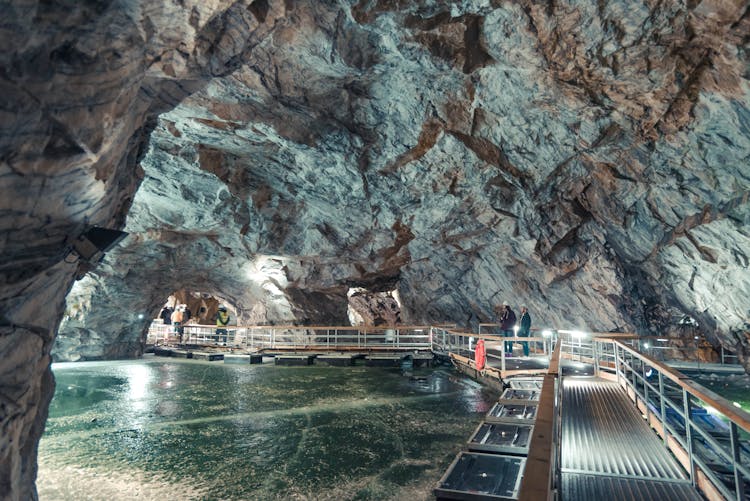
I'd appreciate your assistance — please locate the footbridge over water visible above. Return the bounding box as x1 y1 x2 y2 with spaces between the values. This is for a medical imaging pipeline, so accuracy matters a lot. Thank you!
146 323 750 500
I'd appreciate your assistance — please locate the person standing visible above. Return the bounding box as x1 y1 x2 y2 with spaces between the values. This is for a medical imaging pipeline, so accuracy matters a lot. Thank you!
518 306 532 357
160 306 173 325
498 302 516 356
171 306 184 343
216 305 230 345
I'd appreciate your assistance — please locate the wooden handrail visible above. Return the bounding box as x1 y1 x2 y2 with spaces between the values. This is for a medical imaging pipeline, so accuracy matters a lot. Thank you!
548 339 561 375
175 323 436 331
518 340 561 501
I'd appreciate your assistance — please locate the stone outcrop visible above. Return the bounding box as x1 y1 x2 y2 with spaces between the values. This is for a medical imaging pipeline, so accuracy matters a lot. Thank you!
2 0 750 498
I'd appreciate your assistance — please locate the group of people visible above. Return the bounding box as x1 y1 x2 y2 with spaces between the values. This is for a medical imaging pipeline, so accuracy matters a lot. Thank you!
159 304 192 342
158 303 231 345
495 302 532 357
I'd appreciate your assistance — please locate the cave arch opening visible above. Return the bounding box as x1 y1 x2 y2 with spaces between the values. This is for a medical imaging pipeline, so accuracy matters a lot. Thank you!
155 290 237 327
347 287 404 326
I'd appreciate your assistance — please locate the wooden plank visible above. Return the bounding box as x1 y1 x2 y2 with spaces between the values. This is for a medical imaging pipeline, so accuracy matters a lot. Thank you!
665 435 725 501
696 466 726 501
518 341 561 501
518 373 556 501
501 369 549 377
548 340 561 375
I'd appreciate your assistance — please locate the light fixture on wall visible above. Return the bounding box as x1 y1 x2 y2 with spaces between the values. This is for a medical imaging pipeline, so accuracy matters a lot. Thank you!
68 226 128 263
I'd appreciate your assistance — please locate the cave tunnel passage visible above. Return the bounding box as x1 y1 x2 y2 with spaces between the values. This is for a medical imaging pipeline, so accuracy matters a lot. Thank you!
154 290 236 327
347 287 403 327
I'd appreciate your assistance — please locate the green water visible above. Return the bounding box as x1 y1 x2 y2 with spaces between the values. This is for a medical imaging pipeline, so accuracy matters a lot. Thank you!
693 372 750 409
38 357 496 500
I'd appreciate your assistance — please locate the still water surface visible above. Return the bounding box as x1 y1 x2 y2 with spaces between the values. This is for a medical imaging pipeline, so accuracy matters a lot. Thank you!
38 357 496 500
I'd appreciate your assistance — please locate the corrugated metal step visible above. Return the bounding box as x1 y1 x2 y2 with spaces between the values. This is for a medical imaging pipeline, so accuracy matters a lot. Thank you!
562 472 702 501
561 377 702 500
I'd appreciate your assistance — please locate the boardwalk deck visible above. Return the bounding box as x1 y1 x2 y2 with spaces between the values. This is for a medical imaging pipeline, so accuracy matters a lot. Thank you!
561 377 702 500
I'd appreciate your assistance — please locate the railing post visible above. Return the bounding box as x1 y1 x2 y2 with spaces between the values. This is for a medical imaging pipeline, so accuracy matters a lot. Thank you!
658 371 668 447
501 343 506 373
730 422 745 500
721 345 726 365
683 388 696 486
592 340 599 377
614 343 622 387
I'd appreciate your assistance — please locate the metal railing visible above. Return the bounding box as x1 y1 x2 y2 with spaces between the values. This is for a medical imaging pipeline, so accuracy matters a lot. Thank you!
589 337 750 501
147 322 434 351
149 317 749 499
622 336 741 366
430 326 556 374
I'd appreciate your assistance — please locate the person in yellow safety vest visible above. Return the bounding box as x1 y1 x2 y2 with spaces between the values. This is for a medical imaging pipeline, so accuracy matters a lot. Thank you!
216 306 230 345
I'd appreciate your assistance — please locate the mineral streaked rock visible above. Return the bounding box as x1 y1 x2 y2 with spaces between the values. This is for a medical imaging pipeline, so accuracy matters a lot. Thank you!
1 0 750 498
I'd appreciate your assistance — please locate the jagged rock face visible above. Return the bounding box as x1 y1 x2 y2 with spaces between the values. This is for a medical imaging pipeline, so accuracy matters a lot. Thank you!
2 0 750 498
348 288 404 326
61 0 750 356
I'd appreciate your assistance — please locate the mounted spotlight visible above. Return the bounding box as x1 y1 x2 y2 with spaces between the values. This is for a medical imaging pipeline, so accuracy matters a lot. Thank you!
69 226 128 262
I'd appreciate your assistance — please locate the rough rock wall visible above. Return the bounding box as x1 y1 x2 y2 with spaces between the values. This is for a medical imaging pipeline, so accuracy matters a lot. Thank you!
2 0 750 498
62 0 750 359
0 1 284 498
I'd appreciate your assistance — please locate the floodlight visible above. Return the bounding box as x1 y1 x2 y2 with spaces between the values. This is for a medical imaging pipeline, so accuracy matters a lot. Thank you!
69 226 128 262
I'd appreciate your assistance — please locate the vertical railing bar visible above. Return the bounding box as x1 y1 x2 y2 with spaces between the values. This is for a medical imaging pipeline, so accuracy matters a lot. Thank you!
658 371 668 447
593 340 599 377
683 388 696 486
730 422 745 501
501 341 506 373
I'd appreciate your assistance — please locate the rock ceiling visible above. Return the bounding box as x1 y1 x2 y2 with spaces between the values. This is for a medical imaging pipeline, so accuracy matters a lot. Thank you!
1 1 749 498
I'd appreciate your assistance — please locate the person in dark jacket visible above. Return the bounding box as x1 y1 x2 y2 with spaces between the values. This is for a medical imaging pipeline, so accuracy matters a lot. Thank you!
160 306 173 325
498 302 517 356
518 306 532 357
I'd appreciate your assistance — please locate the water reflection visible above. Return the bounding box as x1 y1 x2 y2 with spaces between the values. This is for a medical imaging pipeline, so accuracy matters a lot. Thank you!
39 359 497 500
125 364 153 417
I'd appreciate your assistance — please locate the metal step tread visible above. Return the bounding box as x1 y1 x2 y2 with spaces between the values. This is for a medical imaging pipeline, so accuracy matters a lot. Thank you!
561 378 688 479
561 472 703 501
